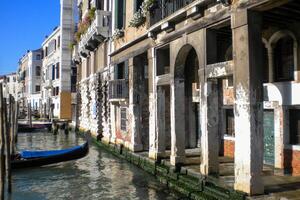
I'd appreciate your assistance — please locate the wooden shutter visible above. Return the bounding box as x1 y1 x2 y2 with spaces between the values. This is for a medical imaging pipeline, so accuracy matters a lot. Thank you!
124 60 129 79
122 0 126 28
114 64 118 79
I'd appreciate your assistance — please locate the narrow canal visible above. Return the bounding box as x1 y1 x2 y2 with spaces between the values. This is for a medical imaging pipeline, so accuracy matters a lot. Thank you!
10 131 181 200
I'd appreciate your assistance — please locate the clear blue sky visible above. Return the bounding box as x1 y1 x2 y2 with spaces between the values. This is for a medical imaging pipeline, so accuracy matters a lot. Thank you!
0 0 60 76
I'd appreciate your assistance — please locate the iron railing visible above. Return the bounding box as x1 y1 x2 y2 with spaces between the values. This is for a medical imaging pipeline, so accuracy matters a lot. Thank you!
150 0 195 25
108 79 129 100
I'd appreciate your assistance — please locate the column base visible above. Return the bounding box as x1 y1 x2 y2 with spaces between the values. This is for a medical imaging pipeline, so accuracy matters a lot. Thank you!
234 175 264 195
149 150 165 160
129 143 144 152
170 155 185 166
200 163 219 175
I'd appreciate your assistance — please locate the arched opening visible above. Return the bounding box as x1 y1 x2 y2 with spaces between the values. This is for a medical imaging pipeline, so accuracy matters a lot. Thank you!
274 35 295 81
174 45 200 148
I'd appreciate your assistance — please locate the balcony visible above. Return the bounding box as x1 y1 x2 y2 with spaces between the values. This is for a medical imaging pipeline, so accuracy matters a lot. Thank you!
150 0 195 26
109 79 129 101
78 10 111 56
72 45 81 64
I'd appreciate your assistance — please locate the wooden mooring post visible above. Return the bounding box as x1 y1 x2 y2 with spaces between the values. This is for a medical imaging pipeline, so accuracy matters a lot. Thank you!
5 96 12 193
0 84 18 198
0 84 6 200
28 103 32 128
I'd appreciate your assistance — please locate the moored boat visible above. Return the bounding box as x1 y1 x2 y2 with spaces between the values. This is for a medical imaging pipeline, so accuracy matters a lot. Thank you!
12 142 89 169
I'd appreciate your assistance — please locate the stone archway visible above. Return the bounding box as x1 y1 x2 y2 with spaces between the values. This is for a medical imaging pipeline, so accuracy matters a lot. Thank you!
170 44 200 165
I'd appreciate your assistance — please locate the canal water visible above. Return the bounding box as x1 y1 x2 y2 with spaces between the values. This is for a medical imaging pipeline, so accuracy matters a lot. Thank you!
9 131 182 200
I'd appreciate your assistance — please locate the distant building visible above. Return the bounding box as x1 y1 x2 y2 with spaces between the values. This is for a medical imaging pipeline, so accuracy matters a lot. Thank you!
17 49 43 111
0 73 18 99
41 0 76 120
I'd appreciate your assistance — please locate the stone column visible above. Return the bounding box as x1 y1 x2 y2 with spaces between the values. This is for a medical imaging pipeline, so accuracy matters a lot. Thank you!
148 48 160 159
129 58 143 152
232 9 264 195
149 86 166 159
170 78 185 165
199 29 219 175
274 105 288 170
200 80 219 175
267 47 274 83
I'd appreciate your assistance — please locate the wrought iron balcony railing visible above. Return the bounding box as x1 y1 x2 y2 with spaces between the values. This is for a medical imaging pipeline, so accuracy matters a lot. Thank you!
109 79 129 101
150 0 195 26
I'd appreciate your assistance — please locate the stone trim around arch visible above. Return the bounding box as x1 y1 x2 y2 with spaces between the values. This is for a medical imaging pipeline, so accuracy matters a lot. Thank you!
268 30 298 82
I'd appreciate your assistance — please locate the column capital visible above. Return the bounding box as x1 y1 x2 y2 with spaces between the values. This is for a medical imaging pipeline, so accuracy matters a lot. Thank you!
231 9 262 30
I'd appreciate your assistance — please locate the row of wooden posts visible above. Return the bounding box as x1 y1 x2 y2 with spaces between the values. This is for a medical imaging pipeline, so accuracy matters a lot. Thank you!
0 83 18 200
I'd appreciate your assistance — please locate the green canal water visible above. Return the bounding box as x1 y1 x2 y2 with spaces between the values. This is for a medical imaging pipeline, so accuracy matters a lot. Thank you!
9 131 181 200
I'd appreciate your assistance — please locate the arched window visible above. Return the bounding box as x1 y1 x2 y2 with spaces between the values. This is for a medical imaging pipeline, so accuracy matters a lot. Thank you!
262 43 269 83
36 66 41 76
274 35 294 81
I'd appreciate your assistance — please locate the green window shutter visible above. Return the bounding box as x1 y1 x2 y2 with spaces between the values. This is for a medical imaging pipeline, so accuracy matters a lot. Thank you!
114 0 119 29
122 0 126 28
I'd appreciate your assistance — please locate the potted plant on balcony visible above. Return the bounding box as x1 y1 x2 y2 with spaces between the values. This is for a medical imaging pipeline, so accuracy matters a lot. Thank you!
74 8 96 43
129 0 157 28
129 10 146 28
111 29 125 41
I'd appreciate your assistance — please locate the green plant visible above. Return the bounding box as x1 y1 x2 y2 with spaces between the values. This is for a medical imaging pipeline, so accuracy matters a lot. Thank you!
111 29 125 41
128 0 156 28
74 7 96 43
68 41 76 51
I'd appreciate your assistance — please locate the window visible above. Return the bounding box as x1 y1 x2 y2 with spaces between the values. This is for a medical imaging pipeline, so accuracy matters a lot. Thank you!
45 47 48 57
120 107 127 131
274 36 294 82
289 109 300 145
115 0 126 29
52 65 55 80
57 36 60 48
262 45 269 83
35 85 40 92
36 54 41 60
227 76 233 87
71 67 77 93
56 63 60 79
115 61 128 79
56 87 59 96
96 0 104 10
48 39 56 55
36 66 41 76
134 0 143 12
225 109 235 137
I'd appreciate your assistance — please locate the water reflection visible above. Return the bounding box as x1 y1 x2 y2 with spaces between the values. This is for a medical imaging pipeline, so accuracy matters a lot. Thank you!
10 132 180 200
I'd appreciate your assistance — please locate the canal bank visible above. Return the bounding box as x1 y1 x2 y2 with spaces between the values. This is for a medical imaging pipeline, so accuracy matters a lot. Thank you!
77 129 246 200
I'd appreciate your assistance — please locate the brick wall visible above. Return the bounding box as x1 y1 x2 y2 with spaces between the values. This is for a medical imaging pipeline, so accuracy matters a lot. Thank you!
284 149 300 175
223 139 235 158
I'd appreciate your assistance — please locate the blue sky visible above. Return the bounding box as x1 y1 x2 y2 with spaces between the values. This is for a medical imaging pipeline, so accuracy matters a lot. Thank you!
0 0 60 75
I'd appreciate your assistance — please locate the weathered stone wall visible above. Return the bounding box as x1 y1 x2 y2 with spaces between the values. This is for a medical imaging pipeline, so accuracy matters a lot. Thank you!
284 149 300 175
223 139 235 158
78 72 110 137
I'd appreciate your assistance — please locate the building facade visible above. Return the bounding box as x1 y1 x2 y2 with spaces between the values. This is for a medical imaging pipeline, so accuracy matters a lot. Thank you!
41 0 76 120
74 0 300 196
17 49 43 113
0 73 18 100
74 0 111 138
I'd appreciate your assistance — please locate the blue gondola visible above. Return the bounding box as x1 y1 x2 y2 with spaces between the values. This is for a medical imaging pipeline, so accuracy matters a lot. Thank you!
12 142 89 169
